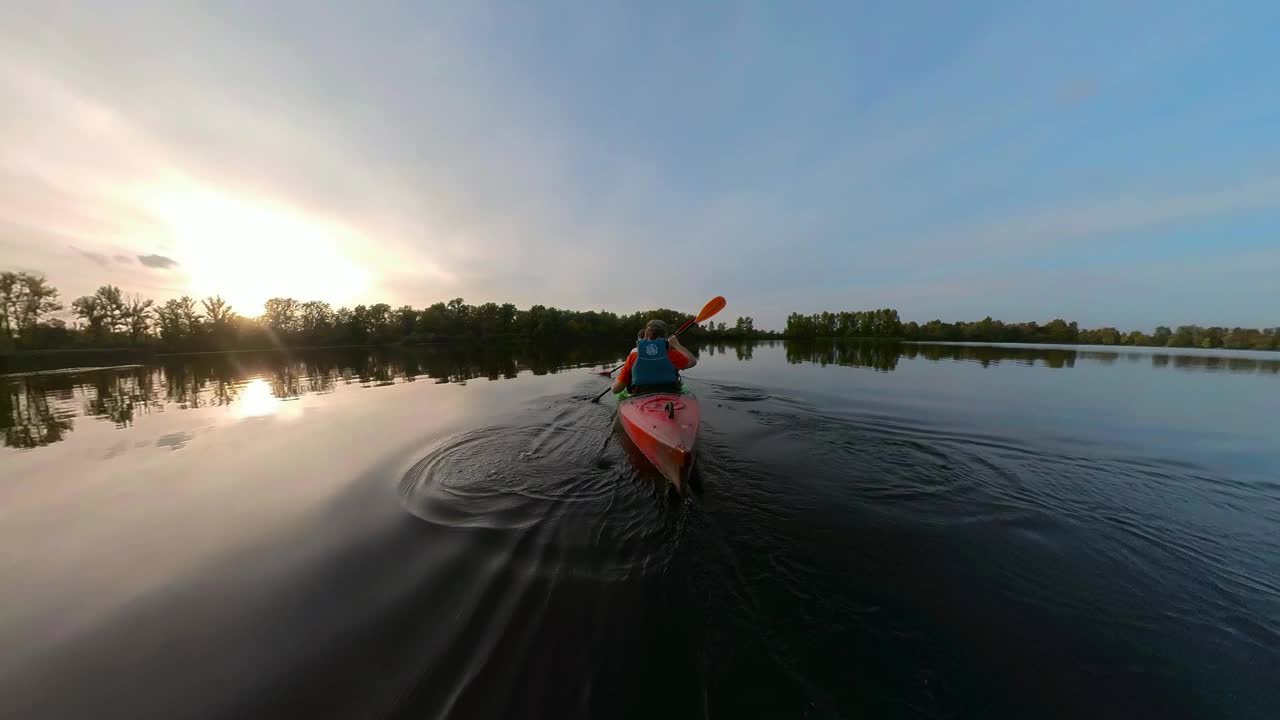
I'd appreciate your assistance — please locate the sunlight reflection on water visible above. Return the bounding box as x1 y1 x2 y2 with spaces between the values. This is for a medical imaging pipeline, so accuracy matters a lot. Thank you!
235 378 280 418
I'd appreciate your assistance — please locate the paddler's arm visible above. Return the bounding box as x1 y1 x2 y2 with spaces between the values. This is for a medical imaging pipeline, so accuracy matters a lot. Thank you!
668 335 697 369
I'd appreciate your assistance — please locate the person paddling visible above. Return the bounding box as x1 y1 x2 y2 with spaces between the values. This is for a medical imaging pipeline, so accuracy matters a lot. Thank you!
611 319 697 396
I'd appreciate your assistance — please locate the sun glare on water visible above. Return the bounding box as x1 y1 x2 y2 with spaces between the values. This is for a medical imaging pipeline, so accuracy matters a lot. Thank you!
234 377 307 420
140 180 373 315
236 378 280 418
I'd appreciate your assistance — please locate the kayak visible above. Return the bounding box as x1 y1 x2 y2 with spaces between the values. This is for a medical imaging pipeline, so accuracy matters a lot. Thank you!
617 391 700 494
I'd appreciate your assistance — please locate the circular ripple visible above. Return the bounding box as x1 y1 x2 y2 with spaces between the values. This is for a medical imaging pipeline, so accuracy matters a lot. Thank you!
399 423 683 577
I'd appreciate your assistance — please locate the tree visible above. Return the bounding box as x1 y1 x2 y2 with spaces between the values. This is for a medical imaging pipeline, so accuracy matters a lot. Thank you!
153 297 200 344
178 296 203 336
0 272 62 346
70 285 127 339
878 308 902 338
445 298 469 336
263 297 300 336
122 295 154 344
395 305 418 339
0 271 16 341
473 302 501 337
203 296 235 328
87 285 127 334
22 274 62 339
298 301 333 343
415 302 448 339
1044 318 1078 343
367 303 393 342
347 304 372 343
332 306 355 342
785 312 815 339
1169 325 1196 347
153 300 178 342
202 296 236 347
72 295 110 341
1199 326 1225 349
818 311 834 337
500 303 518 335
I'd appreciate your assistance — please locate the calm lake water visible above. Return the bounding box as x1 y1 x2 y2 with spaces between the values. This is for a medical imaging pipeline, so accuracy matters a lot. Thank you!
2 341 1278 719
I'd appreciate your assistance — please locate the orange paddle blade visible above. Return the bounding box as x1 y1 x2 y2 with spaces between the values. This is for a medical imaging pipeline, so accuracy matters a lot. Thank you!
694 295 727 323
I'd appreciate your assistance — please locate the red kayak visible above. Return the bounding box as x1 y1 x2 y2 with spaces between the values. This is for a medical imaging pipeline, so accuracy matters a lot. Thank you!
617 391 700 494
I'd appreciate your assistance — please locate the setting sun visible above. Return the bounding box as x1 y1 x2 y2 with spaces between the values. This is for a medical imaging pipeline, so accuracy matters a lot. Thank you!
138 178 372 315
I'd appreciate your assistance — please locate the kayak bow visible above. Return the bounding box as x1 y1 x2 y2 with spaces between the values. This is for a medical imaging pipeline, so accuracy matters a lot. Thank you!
617 391 700 494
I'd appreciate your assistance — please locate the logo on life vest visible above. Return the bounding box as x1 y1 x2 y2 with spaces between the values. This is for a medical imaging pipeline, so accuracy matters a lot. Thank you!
644 343 660 356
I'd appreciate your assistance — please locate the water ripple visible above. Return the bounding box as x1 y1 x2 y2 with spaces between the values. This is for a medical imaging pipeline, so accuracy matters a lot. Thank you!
399 406 687 581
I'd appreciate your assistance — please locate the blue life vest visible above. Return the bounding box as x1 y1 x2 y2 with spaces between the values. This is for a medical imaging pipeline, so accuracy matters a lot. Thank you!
631 338 678 386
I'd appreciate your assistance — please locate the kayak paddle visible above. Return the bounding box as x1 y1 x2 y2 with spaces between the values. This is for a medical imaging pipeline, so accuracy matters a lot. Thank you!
591 295 726 402
594 295 727 377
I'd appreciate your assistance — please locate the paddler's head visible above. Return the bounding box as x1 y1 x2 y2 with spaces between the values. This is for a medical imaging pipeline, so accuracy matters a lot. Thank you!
642 319 669 339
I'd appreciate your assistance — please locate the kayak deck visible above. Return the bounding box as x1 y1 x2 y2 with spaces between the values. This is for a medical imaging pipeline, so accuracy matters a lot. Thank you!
617 391 700 493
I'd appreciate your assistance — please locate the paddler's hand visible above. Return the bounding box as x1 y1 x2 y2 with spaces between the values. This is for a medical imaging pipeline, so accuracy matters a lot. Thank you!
668 335 697 367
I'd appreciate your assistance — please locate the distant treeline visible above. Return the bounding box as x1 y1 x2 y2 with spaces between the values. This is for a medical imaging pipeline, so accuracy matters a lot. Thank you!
785 309 1280 350
783 340 1280 374
0 271 773 353
7 269 1273 354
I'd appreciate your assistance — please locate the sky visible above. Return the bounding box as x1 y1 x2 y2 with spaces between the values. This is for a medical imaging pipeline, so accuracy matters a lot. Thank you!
2 1 1277 330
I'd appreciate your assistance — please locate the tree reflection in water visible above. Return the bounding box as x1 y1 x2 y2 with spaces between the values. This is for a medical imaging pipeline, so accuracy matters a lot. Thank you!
4 342 1277 450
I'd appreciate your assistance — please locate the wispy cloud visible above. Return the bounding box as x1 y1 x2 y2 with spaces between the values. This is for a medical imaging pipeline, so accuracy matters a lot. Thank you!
72 247 111 268
137 254 178 269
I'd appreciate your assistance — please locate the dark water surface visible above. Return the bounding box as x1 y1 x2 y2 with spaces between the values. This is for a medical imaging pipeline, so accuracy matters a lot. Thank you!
2 342 1278 719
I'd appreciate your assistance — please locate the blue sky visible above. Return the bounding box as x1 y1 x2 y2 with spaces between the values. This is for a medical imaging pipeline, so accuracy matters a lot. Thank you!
2 1 1277 329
